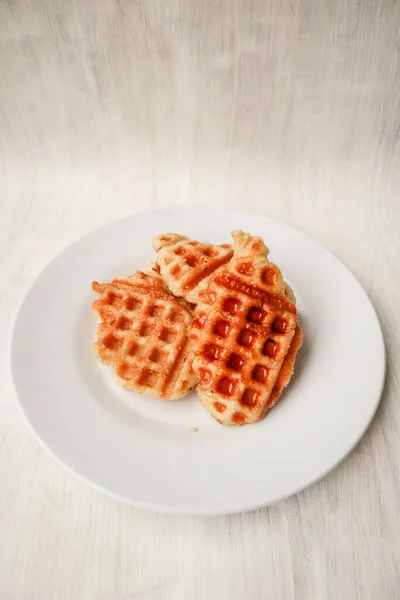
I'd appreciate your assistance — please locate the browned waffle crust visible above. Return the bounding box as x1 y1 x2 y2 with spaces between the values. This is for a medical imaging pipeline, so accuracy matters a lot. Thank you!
153 233 234 303
92 272 196 400
189 231 302 424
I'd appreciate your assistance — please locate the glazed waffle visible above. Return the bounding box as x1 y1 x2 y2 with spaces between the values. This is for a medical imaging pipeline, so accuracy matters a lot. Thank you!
153 233 233 304
92 271 196 400
189 231 302 425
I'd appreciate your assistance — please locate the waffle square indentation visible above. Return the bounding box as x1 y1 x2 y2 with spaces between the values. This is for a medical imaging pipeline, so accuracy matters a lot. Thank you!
241 388 259 407
223 298 242 315
118 363 134 380
247 307 267 324
237 328 257 347
160 328 174 343
261 267 278 286
262 338 279 358
107 293 124 309
203 343 221 361
103 334 123 351
226 353 244 371
217 377 235 397
213 320 230 338
271 318 288 334
232 412 247 424
252 365 269 383
139 324 151 337
116 316 132 331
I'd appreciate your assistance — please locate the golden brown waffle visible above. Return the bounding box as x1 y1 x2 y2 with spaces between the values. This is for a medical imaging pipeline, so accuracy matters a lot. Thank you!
189 231 302 425
92 271 196 400
152 233 234 304
146 262 163 280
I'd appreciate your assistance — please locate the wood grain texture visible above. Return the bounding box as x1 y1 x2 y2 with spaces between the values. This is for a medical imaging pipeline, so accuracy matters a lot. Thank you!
0 0 399 599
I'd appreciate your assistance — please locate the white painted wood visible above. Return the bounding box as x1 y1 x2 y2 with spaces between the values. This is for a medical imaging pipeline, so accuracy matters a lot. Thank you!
0 0 399 598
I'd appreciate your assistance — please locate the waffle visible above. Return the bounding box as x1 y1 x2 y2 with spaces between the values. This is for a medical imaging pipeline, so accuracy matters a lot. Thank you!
189 230 302 425
153 233 234 304
92 271 196 400
146 262 163 280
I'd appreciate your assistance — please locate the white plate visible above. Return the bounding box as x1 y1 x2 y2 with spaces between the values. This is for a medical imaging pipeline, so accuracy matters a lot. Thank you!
11 207 385 515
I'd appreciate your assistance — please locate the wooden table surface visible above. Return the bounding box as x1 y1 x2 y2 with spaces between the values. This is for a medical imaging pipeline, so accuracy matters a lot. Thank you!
1 1 399 599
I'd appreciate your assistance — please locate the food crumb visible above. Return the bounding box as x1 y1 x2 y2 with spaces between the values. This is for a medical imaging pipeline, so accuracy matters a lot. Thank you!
188 427 198 433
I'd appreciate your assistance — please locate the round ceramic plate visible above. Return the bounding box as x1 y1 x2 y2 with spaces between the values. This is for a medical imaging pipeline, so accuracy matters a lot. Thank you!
11 206 385 515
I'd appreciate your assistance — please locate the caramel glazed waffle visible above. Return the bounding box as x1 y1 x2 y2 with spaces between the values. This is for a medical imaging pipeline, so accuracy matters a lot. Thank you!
153 230 302 425
188 231 302 425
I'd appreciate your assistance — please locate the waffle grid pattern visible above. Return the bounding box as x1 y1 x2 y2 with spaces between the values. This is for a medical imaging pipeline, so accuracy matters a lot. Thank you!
191 282 298 424
153 234 233 303
92 276 195 399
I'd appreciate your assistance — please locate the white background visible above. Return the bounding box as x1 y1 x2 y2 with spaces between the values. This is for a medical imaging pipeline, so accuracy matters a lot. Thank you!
1 1 399 599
